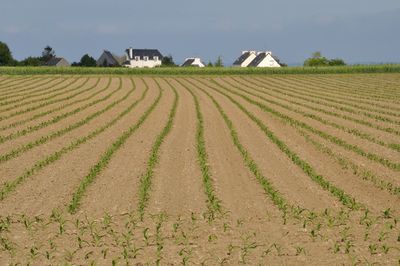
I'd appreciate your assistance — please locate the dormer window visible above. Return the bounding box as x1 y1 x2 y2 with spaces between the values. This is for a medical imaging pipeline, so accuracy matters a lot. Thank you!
144 56 148 61
154 56 158 61
135 56 140 61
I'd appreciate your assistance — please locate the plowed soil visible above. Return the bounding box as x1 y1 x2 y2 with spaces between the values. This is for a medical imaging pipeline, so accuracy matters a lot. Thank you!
0 74 398 265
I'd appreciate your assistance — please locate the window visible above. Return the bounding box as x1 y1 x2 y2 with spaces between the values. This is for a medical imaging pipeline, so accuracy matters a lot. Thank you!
144 56 148 61
135 56 140 61
153 56 158 61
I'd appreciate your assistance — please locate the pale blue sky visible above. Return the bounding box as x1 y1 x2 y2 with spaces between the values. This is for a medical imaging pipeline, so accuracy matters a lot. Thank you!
1 0 400 65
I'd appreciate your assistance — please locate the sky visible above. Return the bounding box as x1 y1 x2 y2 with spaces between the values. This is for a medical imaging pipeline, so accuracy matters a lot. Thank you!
1 0 400 65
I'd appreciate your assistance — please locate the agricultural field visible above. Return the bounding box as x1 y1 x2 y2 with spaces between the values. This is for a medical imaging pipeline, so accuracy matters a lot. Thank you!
0 73 399 265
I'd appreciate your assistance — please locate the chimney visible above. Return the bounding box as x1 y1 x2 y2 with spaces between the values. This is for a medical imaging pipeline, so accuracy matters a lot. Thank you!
128 47 133 59
242 50 248 55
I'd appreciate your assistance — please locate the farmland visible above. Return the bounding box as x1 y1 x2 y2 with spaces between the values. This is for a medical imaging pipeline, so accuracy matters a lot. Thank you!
0 73 399 265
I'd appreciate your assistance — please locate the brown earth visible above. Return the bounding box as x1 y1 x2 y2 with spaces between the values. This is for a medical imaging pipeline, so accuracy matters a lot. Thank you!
0 75 398 265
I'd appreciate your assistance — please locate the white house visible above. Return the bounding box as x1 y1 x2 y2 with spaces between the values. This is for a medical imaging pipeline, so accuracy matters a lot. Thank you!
247 51 281 67
181 58 205 67
123 47 163 68
233 51 257 67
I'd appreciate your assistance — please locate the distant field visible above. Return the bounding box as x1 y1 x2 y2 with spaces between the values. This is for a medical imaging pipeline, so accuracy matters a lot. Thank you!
0 74 399 264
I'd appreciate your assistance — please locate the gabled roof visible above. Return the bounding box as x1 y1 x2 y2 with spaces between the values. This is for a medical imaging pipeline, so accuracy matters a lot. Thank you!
45 57 65 66
181 58 195 67
99 50 122 66
247 53 267 67
127 49 163 60
233 52 252 66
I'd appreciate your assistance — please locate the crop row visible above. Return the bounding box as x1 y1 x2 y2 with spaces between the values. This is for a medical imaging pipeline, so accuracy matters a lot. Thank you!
203 79 400 171
0 77 67 103
0 78 103 123
0 78 115 145
0 78 82 114
136 79 178 219
267 76 400 113
253 77 400 123
0 78 151 201
0 78 98 132
287 75 400 103
227 78 400 151
68 78 162 214
175 79 222 217
188 78 364 211
0 78 124 163
241 77 400 136
0 76 42 95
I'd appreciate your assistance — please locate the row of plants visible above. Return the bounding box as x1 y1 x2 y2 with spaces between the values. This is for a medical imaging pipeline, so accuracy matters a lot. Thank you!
0 78 152 200
0 78 103 123
297 129 400 197
227 77 400 151
136 79 178 219
0 78 126 163
0 78 101 132
290 75 400 103
180 79 292 214
268 76 400 113
245 76 400 136
1 64 400 75
208 79 400 171
190 78 364 210
69 78 163 214
0 77 65 103
0 78 82 114
0 76 51 99
253 76 400 123
175 79 223 218
0 78 116 145
0 76 45 96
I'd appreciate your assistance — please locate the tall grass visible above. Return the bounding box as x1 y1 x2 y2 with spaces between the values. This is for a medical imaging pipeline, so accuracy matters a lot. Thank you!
1 64 400 75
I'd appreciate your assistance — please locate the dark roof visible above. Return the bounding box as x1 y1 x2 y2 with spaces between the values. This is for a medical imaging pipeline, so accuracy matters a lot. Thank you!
127 49 163 60
233 52 251 66
45 57 63 66
100 51 120 66
181 59 195 67
247 53 267 67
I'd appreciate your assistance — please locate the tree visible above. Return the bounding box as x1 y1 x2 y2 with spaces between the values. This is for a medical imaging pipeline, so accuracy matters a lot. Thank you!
19 56 42 66
214 56 224 67
161 55 176 67
207 61 213 67
41 45 55 62
79 54 96 67
328 58 346 66
0 41 16 66
304 51 346 67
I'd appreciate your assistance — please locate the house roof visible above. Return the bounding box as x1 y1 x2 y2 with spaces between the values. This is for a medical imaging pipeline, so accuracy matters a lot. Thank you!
233 52 252 66
247 53 267 67
99 50 122 66
45 57 64 66
181 58 195 67
127 49 163 60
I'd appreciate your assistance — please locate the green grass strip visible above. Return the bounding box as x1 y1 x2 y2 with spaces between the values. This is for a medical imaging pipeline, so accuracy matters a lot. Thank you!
137 78 178 219
0 78 123 163
190 78 365 210
206 79 400 172
68 78 163 213
175 79 222 216
0 78 150 201
0 77 98 132
181 78 290 214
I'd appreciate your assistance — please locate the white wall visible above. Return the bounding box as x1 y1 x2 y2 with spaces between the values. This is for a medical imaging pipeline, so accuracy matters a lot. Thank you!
124 59 162 68
256 53 281 67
